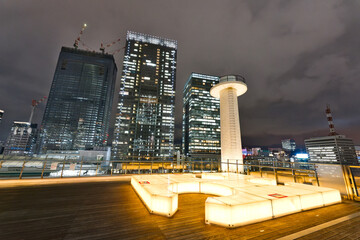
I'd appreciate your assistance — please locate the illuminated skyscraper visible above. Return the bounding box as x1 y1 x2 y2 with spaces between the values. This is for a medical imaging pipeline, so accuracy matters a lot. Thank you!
112 31 177 161
305 135 358 165
39 47 117 153
182 73 220 161
282 139 296 151
4 121 37 156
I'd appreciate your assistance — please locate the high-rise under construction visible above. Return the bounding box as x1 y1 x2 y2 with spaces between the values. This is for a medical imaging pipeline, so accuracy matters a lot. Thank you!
39 47 117 153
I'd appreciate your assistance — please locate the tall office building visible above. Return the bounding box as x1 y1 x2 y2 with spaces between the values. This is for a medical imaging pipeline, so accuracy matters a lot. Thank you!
4 121 37 156
282 139 296 151
112 31 177 161
305 135 358 165
182 73 220 161
39 47 117 153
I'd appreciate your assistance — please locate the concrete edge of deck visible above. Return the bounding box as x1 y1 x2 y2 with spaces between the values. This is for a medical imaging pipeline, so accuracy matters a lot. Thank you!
0 175 132 188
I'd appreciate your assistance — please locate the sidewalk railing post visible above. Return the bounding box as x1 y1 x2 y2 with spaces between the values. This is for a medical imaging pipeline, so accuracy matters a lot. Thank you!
292 169 296 183
236 160 238 174
19 160 26 179
79 156 84 177
41 156 48 179
314 168 320 186
227 159 229 172
60 157 66 178
274 167 278 185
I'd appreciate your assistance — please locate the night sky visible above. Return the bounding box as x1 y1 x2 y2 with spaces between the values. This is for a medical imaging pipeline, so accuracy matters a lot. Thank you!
1 0 360 148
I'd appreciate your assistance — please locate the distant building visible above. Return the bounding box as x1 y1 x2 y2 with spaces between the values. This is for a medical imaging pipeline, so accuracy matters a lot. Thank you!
112 31 177 161
244 150 278 166
4 121 37 156
39 47 117 153
0 110 4 124
282 139 296 151
251 147 261 156
355 146 360 162
39 147 111 161
182 73 220 161
305 135 358 165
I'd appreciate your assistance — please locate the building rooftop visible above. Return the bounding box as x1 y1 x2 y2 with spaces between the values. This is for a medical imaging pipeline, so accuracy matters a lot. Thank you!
61 46 116 60
127 31 177 49
305 135 350 141
1 177 360 239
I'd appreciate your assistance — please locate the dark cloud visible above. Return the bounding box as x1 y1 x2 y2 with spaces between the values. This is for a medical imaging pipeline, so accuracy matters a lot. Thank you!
1 0 359 147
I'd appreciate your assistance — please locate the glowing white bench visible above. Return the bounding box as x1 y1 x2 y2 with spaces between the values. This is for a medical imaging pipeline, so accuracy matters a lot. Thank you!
130 174 341 227
285 183 342 206
131 177 178 216
205 192 273 227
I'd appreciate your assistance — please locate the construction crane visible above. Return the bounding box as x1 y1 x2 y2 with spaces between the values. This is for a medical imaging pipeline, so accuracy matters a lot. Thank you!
325 104 338 136
100 38 121 54
73 23 87 49
29 96 47 123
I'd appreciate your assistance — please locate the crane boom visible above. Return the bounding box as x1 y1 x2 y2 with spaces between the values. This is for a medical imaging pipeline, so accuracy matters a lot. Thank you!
29 96 47 123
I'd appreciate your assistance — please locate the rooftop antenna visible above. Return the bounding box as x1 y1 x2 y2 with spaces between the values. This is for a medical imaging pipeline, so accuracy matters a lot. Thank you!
325 104 338 136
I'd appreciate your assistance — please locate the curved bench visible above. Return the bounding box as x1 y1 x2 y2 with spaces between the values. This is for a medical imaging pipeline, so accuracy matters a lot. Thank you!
131 173 341 228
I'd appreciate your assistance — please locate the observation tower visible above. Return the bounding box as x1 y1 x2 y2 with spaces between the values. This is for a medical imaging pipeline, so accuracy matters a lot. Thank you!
210 75 247 172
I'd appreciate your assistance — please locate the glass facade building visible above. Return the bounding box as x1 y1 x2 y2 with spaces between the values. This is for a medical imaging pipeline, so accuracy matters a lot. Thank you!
112 31 177 161
281 139 296 151
182 73 220 161
39 47 117 153
305 135 358 165
4 121 37 156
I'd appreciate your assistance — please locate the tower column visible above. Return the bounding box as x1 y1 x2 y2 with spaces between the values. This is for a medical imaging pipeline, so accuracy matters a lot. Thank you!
210 75 247 173
219 87 243 172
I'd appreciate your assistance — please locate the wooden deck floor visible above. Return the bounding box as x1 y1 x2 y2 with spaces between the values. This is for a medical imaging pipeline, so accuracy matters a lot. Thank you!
1 179 360 239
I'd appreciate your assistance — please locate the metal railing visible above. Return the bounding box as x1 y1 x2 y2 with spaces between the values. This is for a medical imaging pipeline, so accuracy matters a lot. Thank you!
342 165 360 201
2 156 360 201
0 158 221 179
0 157 316 183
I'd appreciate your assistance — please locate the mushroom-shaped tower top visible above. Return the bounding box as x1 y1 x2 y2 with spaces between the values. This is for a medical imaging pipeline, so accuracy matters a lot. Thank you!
210 75 247 99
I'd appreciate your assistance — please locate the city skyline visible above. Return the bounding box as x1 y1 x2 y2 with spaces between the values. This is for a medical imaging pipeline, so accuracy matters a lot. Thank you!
1 1 360 147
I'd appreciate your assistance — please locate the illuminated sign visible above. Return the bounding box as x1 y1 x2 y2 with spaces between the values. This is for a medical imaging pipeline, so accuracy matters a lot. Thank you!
296 153 309 159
